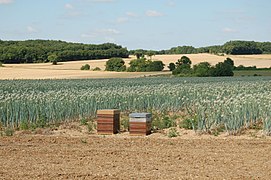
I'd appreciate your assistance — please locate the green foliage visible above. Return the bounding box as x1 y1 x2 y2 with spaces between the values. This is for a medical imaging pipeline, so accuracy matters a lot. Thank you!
176 56 192 66
92 67 101 71
152 40 271 55
224 58 234 67
87 122 95 133
128 58 164 72
146 50 156 59
152 113 177 130
4 128 14 136
20 120 29 130
223 41 262 55
167 127 179 138
180 117 198 130
0 62 3 67
172 64 192 75
166 46 197 54
128 58 148 72
105 58 126 72
80 118 88 125
173 58 234 77
133 49 145 59
193 62 212 77
211 61 234 77
0 40 129 64
146 61 165 71
36 117 47 128
48 54 59 65
120 116 129 131
81 64 90 70
0 77 270 135
168 63 176 71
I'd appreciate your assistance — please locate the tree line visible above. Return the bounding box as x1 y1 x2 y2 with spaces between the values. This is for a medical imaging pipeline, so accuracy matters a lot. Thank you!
0 40 129 63
130 41 271 55
169 56 234 77
105 57 165 72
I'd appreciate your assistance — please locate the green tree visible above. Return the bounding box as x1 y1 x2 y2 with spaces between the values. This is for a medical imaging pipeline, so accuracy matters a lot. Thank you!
193 62 211 77
172 64 192 75
224 57 234 67
105 58 126 72
176 56 192 66
168 63 176 71
127 58 164 72
48 54 59 65
134 50 145 59
127 58 148 72
211 60 234 77
173 56 192 75
146 61 165 71
146 50 156 60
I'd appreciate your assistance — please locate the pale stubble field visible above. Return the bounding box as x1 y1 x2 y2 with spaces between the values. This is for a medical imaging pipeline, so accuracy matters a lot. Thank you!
1 53 271 79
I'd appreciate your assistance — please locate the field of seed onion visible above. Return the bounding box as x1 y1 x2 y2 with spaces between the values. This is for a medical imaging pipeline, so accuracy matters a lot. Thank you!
1 77 271 135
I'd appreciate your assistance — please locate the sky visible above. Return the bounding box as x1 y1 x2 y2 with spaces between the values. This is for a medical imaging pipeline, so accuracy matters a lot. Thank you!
0 0 271 50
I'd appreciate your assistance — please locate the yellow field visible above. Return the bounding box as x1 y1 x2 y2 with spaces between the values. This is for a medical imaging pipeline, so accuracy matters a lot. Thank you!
1 53 271 79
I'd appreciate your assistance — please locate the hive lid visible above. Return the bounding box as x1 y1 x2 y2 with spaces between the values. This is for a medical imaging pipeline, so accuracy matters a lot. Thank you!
129 113 152 118
97 109 120 115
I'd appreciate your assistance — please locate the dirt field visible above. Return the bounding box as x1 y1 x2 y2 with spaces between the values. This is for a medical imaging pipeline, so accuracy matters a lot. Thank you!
1 127 271 179
1 54 271 80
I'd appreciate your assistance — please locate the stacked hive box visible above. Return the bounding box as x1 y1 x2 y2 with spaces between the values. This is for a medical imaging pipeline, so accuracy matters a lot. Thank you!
129 113 152 135
97 109 120 135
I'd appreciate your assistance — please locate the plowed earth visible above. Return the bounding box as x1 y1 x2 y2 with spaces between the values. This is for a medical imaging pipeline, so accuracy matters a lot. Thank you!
1 131 271 179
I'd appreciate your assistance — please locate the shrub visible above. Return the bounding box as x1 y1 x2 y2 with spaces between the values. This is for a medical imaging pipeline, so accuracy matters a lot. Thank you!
193 62 212 77
92 67 101 71
168 63 176 71
80 118 88 125
128 58 164 72
152 113 177 130
105 58 126 72
81 64 90 70
180 117 198 130
20 120 29 130
52 60 58 65
168 127 179 138
146 61 165 71
87 122 95 133
120 116 129 131
4 128 14 136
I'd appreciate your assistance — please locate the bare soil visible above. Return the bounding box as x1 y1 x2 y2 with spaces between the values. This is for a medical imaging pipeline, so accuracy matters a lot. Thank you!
1 126 271 179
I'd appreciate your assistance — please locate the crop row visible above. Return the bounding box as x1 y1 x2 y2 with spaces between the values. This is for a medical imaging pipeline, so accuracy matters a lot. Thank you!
0 77 270 135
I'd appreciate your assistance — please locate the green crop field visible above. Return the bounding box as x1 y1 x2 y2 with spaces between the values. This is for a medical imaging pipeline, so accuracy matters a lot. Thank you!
0 77 271 135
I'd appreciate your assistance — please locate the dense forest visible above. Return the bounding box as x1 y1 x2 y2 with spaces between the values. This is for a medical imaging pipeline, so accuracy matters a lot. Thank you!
131 41 271 55
0 40 129 63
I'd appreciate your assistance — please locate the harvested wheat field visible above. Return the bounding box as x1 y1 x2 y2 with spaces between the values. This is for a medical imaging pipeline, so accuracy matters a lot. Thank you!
0 127 271 179
1 54 271 80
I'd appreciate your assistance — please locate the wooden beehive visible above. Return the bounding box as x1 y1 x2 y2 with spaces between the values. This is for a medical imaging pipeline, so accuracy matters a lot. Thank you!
129 113 152 135
97 109 120 135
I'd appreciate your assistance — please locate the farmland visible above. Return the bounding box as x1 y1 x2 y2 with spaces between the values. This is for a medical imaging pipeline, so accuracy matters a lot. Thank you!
1 65 271 179
1 53 271 80
1 76 271 135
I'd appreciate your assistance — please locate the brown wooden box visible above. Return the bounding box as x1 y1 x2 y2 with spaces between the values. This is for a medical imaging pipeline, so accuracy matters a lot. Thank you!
129 113 152 136
97 109 120 135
